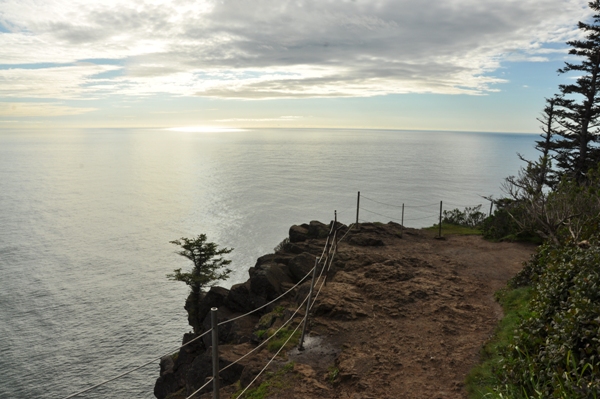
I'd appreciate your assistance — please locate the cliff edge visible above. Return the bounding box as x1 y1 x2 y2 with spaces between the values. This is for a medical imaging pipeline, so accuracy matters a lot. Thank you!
155 221 535 399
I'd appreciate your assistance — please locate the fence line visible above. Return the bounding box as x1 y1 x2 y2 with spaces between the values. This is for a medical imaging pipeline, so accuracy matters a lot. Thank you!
404 213 439 222
234 314 305 399
60 192 487 398
357 192 488 230
60 328 214 399
237 223 348 398
60 262 319 399
60 214 347 399
185 377 214 399
219 292 310 374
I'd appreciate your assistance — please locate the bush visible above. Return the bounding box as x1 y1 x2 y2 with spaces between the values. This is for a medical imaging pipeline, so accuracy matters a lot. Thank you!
481 200 541 243
498 243 600 398
508 244 556 288
442 205 486 228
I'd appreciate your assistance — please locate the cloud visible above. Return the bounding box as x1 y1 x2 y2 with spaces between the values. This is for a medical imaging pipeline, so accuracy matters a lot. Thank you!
0 0 592 99
0 102 96 116
0 64 122 99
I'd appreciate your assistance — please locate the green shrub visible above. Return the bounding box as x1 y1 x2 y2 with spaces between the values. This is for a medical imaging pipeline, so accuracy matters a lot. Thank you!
442 205 486 228
498 243 600 397
233 362 295 399
267 328 300 353
509 244 557 288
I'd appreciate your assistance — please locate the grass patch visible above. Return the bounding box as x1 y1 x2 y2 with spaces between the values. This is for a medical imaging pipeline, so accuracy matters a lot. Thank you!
233 362 295 399
465 286 532 398
424 223 482 235
267 327 301 353
328 365 340 383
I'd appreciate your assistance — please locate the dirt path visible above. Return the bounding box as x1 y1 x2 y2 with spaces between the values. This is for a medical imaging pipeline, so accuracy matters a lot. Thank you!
279 224 536 399
194 223 536 399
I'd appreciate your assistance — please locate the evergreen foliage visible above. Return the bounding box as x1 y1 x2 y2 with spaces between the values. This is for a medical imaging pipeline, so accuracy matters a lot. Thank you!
552 4 600 182
471 5 600 397
167 234 233 333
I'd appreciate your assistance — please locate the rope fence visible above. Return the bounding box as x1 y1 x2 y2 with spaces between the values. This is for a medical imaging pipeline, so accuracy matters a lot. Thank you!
59 191 492 399
59 214 350 399
356 191 493 235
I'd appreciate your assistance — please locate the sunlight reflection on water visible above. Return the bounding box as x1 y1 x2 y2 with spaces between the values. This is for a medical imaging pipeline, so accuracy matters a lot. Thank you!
0 128 537 398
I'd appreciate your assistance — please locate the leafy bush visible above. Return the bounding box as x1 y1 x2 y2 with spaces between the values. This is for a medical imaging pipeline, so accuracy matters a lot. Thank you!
442 205 486 228
481 207 520 241
497 243 600 397
480 200 541 243
509 244 557 288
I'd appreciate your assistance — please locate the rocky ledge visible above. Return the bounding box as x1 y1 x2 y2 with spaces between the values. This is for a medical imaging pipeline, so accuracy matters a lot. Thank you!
155 221 534 399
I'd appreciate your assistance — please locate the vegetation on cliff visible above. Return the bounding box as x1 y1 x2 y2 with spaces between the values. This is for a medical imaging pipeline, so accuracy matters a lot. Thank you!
468 3 600 397
167 234 233 334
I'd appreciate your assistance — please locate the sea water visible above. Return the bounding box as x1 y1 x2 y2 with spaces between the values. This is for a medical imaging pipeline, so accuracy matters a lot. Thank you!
0 128 538 399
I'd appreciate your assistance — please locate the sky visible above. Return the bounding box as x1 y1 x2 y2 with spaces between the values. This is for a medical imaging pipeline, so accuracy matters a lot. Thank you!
0 0 595 132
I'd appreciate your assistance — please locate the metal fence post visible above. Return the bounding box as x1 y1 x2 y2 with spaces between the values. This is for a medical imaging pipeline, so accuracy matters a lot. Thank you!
298 258 318 351
438 201 443 238
401 203 404 238
211 308 220 399
355 191 360 228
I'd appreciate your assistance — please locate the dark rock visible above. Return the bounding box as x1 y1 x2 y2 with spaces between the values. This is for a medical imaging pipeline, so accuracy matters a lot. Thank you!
196 286 229 329
175 333 206 370
283 242 305 254
154 369 184 399
159 355 175 377
288 252 317 282
240 361 264 389
289 224 309 243
308 220 330 239
295 283 311 306
185 349 245 397
248 263 294 300
184 291 202 334
154 333 204 399
255 253 278 267
255 253 293 267
184 352 212 396
348 236 385 247
199 306 256 347
225 282 267 313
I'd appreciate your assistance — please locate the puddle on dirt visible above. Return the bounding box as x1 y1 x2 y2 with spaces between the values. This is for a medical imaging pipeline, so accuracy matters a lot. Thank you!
288 336 340 369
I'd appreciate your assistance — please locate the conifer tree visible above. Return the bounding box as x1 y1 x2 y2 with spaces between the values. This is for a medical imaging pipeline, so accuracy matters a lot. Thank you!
534 97 559 189
552 1 600 182
167 234 233 334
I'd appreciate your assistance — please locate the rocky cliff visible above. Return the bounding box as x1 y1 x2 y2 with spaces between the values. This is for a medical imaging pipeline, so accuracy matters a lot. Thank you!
154 221 535 399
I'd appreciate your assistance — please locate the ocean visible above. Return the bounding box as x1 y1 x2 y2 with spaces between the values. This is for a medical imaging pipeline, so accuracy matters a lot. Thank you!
0 128 538 399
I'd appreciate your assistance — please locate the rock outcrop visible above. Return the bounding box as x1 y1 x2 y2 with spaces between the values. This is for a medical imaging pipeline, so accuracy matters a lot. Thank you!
154 220 534 399
154 220 346 399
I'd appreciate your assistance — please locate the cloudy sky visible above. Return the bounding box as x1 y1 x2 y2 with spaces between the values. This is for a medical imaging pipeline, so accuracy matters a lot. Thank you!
0 0 593 132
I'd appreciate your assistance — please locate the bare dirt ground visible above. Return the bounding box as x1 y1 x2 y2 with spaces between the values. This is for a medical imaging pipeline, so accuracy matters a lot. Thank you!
201 223 536 399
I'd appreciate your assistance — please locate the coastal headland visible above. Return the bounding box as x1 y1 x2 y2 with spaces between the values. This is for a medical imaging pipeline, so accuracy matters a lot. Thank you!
155 221 535 399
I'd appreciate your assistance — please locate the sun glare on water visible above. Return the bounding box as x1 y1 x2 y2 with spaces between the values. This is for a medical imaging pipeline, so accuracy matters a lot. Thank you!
166 126 246 133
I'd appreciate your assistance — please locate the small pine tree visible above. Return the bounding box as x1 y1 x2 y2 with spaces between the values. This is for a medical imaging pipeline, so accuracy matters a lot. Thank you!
167 234 233 334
